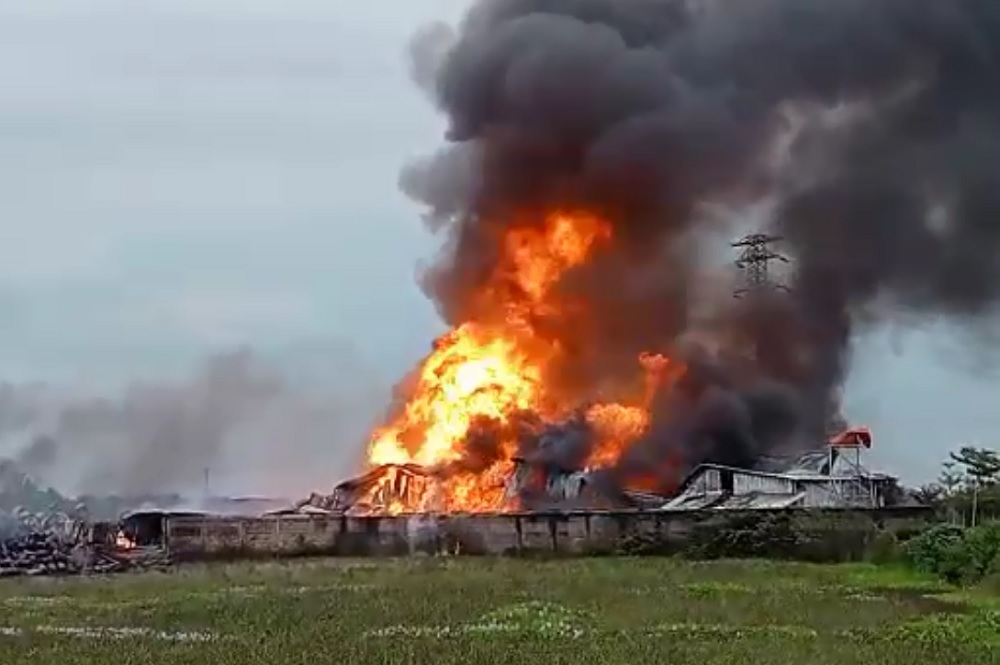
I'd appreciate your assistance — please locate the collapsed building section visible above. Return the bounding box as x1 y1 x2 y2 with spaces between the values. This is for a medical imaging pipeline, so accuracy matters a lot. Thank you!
286 426 901 516
286 456 669 517
289 464 433 515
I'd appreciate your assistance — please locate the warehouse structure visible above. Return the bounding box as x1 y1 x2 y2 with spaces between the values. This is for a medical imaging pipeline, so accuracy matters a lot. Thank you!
661 427 905 510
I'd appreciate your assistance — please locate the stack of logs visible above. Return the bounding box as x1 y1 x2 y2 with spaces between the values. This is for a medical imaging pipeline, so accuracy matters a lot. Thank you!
0 530 173 578
0 532 76 577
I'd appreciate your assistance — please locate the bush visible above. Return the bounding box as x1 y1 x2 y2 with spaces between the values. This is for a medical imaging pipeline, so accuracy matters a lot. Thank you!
866 530 903 565
990 550 1000 576
903 524 964 577
684 513 817 561
615 513 881 562
615 513 817 559
980 570 1000 595
903 521 1000 585
959 521 1000 583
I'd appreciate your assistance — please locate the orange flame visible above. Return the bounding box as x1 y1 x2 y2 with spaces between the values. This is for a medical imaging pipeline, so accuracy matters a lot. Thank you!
584 403 650 467
369 325 540 468
583 353 685 468
114 530 136 550
363 211 672 512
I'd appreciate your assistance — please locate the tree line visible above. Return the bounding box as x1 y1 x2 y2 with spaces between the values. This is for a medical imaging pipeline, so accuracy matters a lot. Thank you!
912 446 1000 526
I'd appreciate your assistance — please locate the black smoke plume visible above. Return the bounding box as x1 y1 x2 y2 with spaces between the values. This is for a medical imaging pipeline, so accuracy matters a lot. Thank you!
403 0 1000 491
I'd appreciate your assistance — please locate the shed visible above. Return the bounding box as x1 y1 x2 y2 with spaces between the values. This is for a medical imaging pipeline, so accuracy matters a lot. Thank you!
661 458 901 512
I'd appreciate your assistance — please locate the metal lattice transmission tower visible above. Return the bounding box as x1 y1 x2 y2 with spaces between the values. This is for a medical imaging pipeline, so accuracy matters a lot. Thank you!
732 233 790 298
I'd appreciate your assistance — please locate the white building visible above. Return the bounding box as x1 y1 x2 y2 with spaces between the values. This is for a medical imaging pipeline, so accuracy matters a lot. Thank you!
661 428 903 511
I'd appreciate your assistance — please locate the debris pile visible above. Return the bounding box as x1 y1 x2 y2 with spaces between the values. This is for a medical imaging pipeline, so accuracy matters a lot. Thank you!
0 459 81 538
0 530 172 578
286 464 434 515
0 506 78 542
84 546 173 576
0 456 181 577
287 457 663 516
0 531 78 577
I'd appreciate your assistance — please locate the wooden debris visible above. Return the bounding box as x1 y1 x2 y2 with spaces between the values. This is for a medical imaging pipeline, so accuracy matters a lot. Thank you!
0 531 173 578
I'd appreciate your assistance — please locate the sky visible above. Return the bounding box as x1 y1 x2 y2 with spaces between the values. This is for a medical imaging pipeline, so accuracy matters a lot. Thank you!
0 0 996 488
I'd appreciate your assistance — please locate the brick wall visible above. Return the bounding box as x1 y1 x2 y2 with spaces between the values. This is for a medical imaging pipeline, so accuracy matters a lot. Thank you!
161 506 932 560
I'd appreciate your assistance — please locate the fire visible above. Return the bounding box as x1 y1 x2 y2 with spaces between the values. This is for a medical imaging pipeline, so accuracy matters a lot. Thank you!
363 211 672 512
501 212 611 309
584 403 649 467
368 324 540 468
639 352 673 403
583 353 683 467
114 530 136 550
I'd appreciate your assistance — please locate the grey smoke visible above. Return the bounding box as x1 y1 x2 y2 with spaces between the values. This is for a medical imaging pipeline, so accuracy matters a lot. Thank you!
0 348 382 498
402 0 1000 490
408 21 457 98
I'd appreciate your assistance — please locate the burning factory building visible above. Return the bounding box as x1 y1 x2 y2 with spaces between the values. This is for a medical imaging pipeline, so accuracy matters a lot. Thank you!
298 0 1000 518
293 424 901 516
14 0 1000 569
40 0 986 527
4 0 977 530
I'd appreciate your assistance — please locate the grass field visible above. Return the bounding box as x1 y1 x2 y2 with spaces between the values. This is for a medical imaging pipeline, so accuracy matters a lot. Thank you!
0 557 996 665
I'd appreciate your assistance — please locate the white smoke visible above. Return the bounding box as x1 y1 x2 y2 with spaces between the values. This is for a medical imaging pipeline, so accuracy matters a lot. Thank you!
0 345 386 499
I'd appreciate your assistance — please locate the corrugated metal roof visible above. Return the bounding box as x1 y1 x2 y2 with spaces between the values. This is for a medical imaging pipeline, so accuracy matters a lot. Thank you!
713 491 806 510
681 462 889 484
660 490 806 511
756 450 832 475
661 491 726 511
265 505 333 516
621 489 670 508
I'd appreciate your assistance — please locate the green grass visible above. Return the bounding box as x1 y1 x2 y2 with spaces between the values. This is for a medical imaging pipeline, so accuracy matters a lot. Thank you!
0 558 996 664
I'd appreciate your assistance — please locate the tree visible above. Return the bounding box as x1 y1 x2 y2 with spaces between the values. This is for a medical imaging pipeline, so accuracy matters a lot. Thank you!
938 461 965 495
949 446 1000 526
949 447 1000 484
937 461 965 523
912 483 944 507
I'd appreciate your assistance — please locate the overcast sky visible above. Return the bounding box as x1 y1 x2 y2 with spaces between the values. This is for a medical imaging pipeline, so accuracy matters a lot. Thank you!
0 0 996 486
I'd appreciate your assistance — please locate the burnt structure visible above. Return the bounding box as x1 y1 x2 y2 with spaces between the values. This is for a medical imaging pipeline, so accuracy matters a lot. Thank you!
287 464 433 516
79 429 924 564
286 426 895 516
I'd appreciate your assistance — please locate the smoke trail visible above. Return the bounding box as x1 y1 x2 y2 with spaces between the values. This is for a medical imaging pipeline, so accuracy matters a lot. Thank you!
403 0 1000 488
0 348 382 497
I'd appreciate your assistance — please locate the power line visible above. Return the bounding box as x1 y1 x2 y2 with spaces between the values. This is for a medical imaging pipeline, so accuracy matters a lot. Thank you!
732 233 790 298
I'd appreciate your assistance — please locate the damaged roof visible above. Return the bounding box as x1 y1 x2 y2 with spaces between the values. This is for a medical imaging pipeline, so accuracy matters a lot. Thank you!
333 463 429 491
662 490 807 511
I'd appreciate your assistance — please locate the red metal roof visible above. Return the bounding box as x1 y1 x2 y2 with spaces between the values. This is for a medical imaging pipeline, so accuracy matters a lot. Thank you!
828 426 872 448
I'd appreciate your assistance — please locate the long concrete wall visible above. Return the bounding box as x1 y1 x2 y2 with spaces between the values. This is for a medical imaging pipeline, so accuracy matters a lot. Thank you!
160 507 932 560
